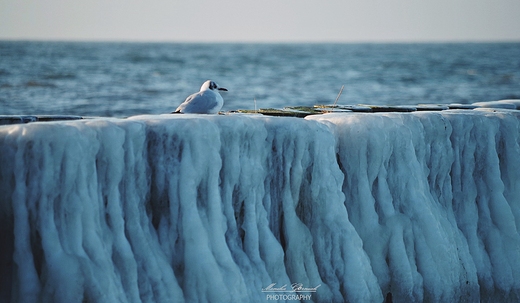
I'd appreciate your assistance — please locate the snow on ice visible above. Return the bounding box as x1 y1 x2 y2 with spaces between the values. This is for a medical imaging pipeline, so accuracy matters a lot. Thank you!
1 110 520 302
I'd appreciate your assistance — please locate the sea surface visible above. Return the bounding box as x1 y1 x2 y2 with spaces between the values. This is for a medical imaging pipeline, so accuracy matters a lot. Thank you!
1 41 519 117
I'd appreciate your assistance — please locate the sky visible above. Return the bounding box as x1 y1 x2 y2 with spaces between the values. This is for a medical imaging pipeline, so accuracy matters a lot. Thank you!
1 0 519 43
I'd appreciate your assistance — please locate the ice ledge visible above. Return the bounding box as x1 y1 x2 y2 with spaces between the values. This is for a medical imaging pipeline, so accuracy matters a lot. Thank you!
1 110 520 302
2 99 520 124
0 115 83 125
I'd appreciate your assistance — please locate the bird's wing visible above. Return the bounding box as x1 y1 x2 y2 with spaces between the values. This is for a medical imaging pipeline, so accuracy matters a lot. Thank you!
175 91 218 114
174 93 196 112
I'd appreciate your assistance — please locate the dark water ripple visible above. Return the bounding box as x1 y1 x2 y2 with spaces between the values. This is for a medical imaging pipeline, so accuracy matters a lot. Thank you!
1 41 519 117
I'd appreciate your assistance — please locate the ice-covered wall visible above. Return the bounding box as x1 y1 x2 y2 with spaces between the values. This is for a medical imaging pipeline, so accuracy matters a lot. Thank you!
1 111 520 302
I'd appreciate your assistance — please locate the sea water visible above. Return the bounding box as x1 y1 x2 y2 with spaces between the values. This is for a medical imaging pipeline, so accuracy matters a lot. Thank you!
1 41 519 117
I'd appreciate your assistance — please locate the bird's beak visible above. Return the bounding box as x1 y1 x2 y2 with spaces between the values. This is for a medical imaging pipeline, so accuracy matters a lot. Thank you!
218 87 228 92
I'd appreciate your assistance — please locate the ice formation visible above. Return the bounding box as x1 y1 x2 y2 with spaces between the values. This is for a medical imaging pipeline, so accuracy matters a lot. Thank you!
1 110 520 302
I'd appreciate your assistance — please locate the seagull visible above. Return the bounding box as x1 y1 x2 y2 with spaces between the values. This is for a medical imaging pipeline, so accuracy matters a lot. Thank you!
173 80 228 114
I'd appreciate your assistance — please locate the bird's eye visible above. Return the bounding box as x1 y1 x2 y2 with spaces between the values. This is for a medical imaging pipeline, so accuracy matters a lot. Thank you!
210 82 216 89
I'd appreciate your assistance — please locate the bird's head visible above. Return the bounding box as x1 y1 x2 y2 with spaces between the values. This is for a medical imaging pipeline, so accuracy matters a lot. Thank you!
201 80 228 92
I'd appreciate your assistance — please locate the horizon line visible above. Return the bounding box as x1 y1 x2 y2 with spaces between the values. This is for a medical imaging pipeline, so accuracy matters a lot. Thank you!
1 37 520 44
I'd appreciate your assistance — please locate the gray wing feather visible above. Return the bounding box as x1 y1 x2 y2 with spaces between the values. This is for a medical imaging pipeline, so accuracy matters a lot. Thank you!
175 91 218 114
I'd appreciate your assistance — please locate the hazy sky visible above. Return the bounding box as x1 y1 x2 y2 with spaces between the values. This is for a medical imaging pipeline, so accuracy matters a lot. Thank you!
1 0 519 42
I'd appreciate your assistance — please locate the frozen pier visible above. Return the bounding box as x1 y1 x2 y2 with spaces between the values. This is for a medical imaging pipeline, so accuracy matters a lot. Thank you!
1 106 520 302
